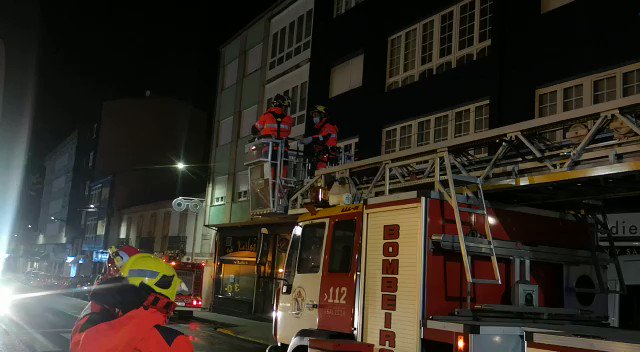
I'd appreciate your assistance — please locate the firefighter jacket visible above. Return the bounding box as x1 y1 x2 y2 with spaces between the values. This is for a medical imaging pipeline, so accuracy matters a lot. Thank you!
71 278 193 352
311 121 338 147
253 107 294 139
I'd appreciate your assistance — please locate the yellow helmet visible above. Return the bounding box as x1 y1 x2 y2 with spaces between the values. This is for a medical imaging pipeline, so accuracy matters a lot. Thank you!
120 253 182 301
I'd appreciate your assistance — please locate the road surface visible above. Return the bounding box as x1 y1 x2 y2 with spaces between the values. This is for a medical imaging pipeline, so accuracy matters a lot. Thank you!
0 275 267 352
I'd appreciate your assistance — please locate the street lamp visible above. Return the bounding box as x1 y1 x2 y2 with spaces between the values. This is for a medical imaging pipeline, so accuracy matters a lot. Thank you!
176 162 185 170
50 216 66 222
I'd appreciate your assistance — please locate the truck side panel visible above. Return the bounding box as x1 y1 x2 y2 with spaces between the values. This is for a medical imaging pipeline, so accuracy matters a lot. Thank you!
425 198 587 318
361 199 424 352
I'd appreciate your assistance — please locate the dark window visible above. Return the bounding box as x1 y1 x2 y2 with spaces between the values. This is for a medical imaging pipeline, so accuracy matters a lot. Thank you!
304 9 313 39
271 32 278 59
328 220 356 273
297 222 326 274
296 15 304 44
288 21 295 49
278 28 286 54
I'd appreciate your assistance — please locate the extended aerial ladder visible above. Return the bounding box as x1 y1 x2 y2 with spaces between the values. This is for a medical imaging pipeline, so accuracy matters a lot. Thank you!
287 94 640 292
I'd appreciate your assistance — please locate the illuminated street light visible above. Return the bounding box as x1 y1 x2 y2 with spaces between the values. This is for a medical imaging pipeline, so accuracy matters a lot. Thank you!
27 225 32 228
176 162 185 170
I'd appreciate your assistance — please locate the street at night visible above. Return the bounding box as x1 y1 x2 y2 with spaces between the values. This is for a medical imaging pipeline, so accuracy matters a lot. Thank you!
3 1 640 352
0 275 267 352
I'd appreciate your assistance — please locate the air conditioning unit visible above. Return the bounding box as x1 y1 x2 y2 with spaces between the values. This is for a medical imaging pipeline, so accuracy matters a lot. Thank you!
564 264 608 317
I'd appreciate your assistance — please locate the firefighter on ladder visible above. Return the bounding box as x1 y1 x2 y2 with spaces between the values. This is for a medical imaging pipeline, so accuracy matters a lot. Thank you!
301 105 339 175
252 94 294 197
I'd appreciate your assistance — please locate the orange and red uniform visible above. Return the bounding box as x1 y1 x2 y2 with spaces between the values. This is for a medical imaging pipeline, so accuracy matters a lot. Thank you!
310 120 339 169
253 107 294 140
71 278 193 352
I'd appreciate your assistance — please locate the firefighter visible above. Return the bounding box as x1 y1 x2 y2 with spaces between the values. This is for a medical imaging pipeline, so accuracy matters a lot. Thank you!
301 105 339 173
252 94 295 200
71 253 193 352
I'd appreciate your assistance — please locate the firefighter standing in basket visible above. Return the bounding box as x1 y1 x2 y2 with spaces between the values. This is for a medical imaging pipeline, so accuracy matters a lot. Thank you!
252 93 295 179
301 105 339 175
71 252 194 352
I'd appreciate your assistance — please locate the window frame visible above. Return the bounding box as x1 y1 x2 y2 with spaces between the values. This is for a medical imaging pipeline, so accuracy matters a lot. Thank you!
386 0 492 91
381 100 490 155
296 220 327 275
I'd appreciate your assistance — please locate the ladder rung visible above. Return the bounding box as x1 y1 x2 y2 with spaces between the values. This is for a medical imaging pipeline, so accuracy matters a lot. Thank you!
459 207 486 215
451 174 482 184
471 279 501 285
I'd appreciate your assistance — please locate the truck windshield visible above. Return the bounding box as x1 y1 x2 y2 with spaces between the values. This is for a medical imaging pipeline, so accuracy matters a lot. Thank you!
176 270 195 295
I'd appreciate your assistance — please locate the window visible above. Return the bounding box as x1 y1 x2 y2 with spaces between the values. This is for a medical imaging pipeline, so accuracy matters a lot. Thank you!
296 14 304 45
287 21 295 50
278 27 286 55
297 222 326 274
454 109 471 137
387 35 401 79
417 119 431 146
270 32 278 60
403 29 417 72
88 151 95 168
298 81 308 125
593 76 616 104
334 0 364 16
387 0 493 90
474 103 490 132
223 59 238 89
236 171 249 201
283 227 302 292
420 20 434 66
148 212 156 236
213 176 227 205
458 1 475 50
399 124 413 151
290 86 299 115
434 115 449 142
328 220 356 273
329 54 364 97
240 106 258 137
218 116 233 146
538 91 557 117
245 44 262 74
137 215 144 237
439 10 454 59
623 69 640 97
479 0 493 42
304 9 313 39
84 181 90 196
337 137 359 164
563 84 583 111
384 129 397 154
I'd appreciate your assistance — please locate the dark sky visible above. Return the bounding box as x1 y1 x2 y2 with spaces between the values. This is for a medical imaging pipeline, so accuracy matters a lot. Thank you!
32 1 275 162
17 1 276 228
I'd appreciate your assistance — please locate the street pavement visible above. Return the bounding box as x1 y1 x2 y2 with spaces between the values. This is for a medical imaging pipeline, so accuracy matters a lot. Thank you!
0 275 267 352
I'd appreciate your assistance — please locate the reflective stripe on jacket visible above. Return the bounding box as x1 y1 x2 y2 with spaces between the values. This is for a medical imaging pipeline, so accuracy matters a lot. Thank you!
254 107 294 139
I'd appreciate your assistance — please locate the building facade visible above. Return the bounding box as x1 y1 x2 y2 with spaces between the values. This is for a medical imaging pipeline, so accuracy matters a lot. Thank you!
206 0 640 319
34 132 77 275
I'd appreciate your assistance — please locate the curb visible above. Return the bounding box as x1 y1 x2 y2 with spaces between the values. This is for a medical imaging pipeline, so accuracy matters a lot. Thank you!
215 328 271 346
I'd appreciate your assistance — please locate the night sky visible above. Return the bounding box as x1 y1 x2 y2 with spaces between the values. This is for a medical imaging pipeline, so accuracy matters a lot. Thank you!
18 1 276 226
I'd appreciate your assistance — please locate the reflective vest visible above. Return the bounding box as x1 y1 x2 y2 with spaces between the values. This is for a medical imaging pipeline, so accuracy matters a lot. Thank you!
313 122 338 147
254 107 294 139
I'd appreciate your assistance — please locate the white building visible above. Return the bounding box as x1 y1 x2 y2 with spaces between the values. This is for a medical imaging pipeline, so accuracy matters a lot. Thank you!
118 199 214 262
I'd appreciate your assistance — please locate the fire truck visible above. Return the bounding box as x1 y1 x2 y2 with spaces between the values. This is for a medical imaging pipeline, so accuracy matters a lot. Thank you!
246 97 640 351
170 260 205 316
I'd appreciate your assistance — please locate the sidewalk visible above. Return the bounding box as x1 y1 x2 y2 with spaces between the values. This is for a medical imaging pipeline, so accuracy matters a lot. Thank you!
193 310 275 346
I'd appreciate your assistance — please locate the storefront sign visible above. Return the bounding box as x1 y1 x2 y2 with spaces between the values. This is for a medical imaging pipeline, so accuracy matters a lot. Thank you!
379 224 400 352
224 236 257 254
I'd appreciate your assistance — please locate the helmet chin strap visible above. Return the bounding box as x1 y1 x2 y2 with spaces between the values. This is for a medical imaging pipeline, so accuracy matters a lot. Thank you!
142 293 177 316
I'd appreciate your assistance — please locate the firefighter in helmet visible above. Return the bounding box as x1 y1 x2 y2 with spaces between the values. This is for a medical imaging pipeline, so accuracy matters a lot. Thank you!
71 253 193 352
301 105 339 174
252 94 295 178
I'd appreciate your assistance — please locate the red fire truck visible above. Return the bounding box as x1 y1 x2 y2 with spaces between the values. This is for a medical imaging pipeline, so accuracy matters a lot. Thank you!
256 104 640 351
170 261 205 316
